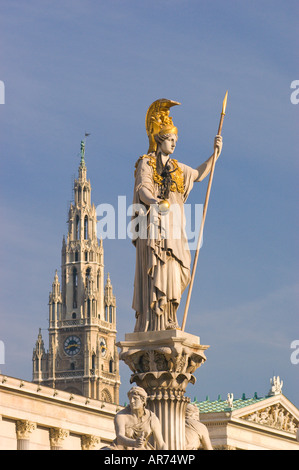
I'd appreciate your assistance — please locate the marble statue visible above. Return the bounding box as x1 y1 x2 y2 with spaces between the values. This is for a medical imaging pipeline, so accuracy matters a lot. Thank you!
185 403 213 450
269 376 283 396
108 386 167 450
227 393 234 408
132 99 223 332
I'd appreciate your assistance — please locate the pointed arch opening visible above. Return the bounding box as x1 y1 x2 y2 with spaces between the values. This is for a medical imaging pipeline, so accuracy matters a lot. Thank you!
85 267 91 286
73 267 78 308
84 215 88 239
83 186 87 203
76 215 80 240
91 352 96 370
101 389 112 403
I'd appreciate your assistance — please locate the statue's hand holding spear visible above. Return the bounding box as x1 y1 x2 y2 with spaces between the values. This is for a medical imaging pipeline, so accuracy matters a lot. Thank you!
214 135 223 158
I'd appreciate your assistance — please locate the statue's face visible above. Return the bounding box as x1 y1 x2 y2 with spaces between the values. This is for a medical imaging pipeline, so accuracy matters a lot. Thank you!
129 392 144 411
186 406 199 420
160 134 177 155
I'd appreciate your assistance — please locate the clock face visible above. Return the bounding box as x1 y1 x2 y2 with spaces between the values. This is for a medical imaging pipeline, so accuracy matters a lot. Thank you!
99 337 107 357
64 335 81 356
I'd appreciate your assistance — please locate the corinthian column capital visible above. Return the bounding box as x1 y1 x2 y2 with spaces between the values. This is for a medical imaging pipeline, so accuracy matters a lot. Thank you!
16 420 36 440
49 427 69 450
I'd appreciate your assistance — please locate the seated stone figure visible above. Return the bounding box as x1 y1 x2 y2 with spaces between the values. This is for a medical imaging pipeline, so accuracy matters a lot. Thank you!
104 386 167 450
185 403 213 450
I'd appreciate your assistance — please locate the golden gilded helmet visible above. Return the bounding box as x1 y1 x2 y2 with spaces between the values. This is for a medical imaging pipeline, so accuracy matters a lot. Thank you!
145 98 181 153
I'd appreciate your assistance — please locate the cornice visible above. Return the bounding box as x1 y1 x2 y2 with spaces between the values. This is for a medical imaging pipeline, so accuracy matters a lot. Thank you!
0 374 121 418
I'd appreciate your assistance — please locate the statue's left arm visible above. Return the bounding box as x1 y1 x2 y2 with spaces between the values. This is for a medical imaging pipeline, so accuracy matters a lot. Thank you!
194 135 223 182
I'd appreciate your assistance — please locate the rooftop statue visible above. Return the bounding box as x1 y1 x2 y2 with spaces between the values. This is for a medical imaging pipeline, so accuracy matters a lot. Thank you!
132 98 223 332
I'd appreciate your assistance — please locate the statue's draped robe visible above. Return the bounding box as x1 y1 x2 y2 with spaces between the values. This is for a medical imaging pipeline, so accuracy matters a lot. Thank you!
132 155 195 332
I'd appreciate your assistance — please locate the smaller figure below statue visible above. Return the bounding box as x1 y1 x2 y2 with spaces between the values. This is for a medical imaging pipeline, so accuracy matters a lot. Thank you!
107 386 167 450
185 403 213 450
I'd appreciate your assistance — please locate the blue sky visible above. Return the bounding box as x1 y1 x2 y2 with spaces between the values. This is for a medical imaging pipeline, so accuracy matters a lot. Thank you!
0 0 298 407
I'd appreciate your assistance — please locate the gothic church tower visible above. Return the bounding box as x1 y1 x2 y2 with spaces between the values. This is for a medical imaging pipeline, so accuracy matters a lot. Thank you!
33 141 120 404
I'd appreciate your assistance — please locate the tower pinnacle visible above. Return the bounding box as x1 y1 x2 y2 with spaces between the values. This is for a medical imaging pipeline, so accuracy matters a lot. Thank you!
80 140 86 168
78 134 90 181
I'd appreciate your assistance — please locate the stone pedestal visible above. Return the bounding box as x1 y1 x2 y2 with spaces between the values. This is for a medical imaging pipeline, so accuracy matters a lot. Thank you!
117 330 209 450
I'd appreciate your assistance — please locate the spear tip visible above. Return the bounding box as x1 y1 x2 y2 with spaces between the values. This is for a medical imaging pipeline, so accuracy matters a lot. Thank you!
222 90 228 115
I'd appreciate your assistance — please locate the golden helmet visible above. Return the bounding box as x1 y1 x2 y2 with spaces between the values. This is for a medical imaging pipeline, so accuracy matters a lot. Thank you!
145 98 180 153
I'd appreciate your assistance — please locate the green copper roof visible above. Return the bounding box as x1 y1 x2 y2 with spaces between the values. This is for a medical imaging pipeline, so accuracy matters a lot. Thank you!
192 393 268 413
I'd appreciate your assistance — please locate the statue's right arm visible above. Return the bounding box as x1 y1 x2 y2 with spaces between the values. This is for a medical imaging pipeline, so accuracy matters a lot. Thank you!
135 158 157 206
138 186 157 206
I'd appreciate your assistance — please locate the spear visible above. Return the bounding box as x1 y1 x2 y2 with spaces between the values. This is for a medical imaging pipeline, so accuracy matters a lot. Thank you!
181 91 228 332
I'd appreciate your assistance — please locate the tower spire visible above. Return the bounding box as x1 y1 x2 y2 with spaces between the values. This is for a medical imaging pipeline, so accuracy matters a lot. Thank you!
80 140 86 168
32 135 120 403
